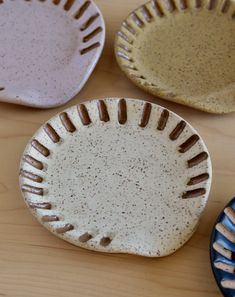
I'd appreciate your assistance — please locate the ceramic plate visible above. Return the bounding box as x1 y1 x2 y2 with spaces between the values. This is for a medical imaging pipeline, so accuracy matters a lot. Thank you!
0 0 105 108
210 197 235 297
115 0 235 114
19 98 212 257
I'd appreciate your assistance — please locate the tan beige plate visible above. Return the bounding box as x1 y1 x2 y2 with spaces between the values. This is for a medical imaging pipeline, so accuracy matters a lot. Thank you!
19 98 212 257
115 0 235 113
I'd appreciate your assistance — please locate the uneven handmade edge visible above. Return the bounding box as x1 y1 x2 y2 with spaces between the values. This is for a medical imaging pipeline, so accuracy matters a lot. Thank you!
0 0 106 108
19 98 212 257
114 0 235 114
210 197 235 297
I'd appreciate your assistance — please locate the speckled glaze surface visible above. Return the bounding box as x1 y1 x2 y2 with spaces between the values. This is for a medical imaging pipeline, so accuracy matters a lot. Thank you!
0 0 105 108
115 0 235 114
19 98 212 257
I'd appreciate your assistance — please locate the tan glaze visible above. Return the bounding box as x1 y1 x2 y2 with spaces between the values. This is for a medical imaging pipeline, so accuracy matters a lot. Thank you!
44 123 61 143
221 280 235 289
214 262 235 274
115 0 235 113
188 152 208 168
139 102 152 127
216 223 235 243
97 100 110 122
213 242 235 260
59 112 76 133
224 207 235 224
77 104 91 125
118 98 127 124
31 139 50 157
169 121 186 140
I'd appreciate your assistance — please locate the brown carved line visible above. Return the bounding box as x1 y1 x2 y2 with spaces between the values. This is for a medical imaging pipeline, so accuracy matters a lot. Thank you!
64 0 76 11
187 173 209 185
59 112 76 133
187 152 208 168
122 21 136 35
167 0 177 12
29 202 51 210
131 12 145 28
157 109 169 130
152 0 164 16
44 123 60 143
169 120 186 140
179 0 187 9
31 139 50 157
118 43 132 53
74 1 91 19
42 215 59 222
141 5 153 22
182 188 206 199
22 184 43 196
118 98 127 124
139 102 152 128
117 31 133 45
77 104 91 125
83 27 103 43
100 237 112 247
195 0 201 8
80 13 100 31
221 0 230 12
97 100 110 122
53 0 61 5
208 0 217 10
20 169 43 183
23 155 43 170
179 134 200 153
56 224 74 234
79 232 93 243
80 42 100 55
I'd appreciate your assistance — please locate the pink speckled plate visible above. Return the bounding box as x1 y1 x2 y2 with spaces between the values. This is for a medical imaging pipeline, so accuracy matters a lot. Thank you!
0 0 105 108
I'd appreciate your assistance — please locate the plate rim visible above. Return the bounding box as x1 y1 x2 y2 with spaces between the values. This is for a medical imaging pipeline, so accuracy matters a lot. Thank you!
19 97 213 256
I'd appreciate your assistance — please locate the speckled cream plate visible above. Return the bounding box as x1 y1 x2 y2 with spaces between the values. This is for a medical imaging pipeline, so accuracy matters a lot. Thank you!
0 0 105 108
115 0 235 114
19 98 212 257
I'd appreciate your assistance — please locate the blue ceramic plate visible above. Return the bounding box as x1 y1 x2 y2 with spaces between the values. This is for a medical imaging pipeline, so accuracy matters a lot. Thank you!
210 197 235 297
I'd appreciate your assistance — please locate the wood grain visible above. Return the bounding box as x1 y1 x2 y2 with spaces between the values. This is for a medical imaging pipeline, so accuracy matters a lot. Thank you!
0 1 234 296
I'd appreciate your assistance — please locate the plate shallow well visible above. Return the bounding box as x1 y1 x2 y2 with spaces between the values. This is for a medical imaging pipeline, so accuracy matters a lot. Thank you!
115 0 235 113
19 98 212 257
0 0 105 108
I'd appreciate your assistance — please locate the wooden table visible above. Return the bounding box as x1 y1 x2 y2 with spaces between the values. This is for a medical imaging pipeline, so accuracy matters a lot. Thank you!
0 1 234 296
